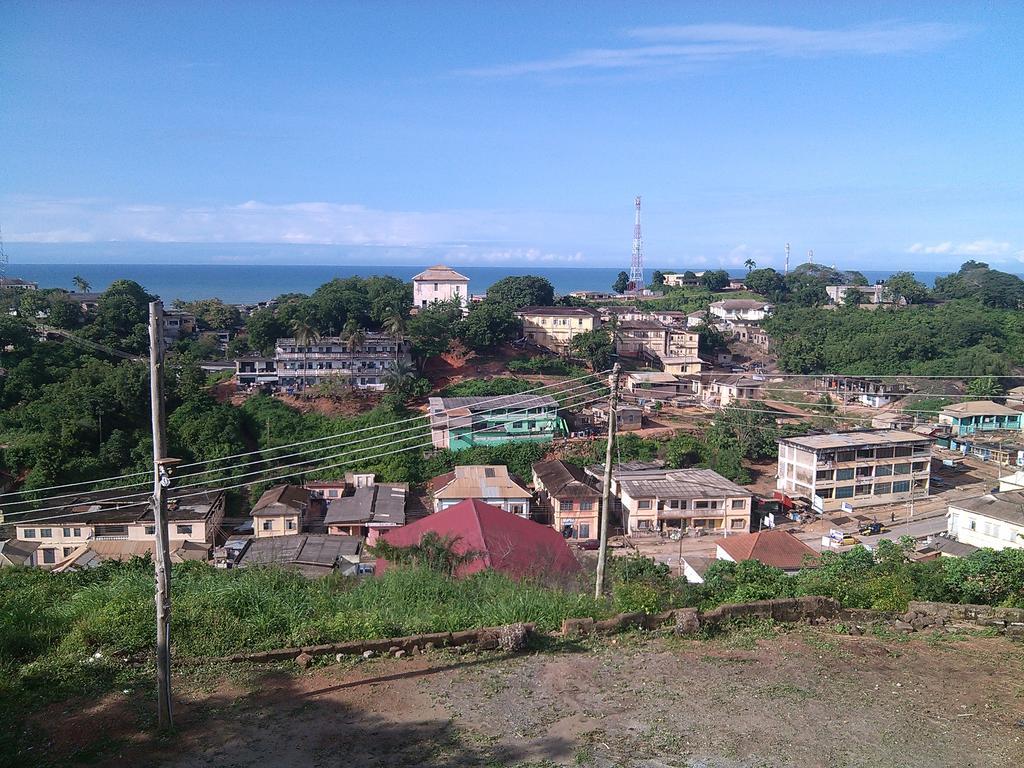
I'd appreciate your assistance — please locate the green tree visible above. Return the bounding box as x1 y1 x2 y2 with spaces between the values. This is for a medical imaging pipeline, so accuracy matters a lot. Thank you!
72 275 91 293
569 327 615 371
406 298 463 368
966 376 1003 399
701 269 730 291
175 298 241 330
650 270 665 288
744 258 756 273
884 272 929 305
342 317 366 353
291 319 320 392
457 300 518 352
744 268 788 302
842 287 865 307
486 275 555 308
613 271 630 293
245 309 290 355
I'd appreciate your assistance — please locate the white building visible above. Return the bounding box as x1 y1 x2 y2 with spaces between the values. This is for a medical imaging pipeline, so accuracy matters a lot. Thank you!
947 492 1024 550
412 264 470 310
708 299 772 322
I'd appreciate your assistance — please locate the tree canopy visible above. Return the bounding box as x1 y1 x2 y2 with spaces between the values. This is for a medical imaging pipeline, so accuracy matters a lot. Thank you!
485 275 555 308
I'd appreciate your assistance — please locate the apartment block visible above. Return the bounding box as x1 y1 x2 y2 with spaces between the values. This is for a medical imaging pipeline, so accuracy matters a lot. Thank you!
428 394 560 450
516 306 602 354
777 430 932 513
275 332 410 391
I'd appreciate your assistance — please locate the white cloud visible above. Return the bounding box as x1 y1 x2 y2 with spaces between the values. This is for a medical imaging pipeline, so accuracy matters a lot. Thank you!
464 21 965 77
907 239 1014 257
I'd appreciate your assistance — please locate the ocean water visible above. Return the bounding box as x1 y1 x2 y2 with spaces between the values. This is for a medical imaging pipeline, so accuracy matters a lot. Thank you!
7 262 955 305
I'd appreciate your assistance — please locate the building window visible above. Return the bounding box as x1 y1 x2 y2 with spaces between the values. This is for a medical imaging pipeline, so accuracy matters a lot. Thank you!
856 448 875 459
894 463 911 475
579 501 593 511
145 525 156 535
578 523 590 539
873 482 892 495
968 518 977 531
561 500 574 511
42 548 56 564
23 529 36 539
730 519 746 529
876 447 895 459
892 480 911 493
63 547 74 557
894 446 912 457
262 520 274 531
816 469 834 481
637 520 650 530
818 488 834 499
176 525 193 535
731 499 746 510
40 528 52 538
855 484 873 496
835 468 855 481
638 500 652 510
286 519 296 530
834 485 854 499
63 527 72 537
912 461 928 472
837 450 856 462
856 466 873 478
875 465 893 477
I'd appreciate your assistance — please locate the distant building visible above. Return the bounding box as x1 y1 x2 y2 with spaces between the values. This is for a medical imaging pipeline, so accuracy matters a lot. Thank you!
614 320 699 364
251 485 312 538
947 492 1024 551
584 402 643 431
0 277 38 290
625 371 696 403
516 306 602 354
703 375 763 408
428 465 533 517
428 394 560 450
0 539 39 568
532 460 603 541
412 264 470 310
777 430 932 513
377 499 580 581
274 332 410 391
708 299 772 323
162 311 196 343
235 534 363 577
235 356 278 386
52 539 210 572
324 482 408 544
69 291 103 312
662 273 701 288
819 376 908 408
825 284 903 306
938 401 1023 436
716 529 819 574
593 465 752 537
14 489 225 568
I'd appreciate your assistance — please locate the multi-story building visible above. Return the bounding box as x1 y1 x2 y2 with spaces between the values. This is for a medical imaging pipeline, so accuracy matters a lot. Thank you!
428 394 560 450
516 306 602 354
275 332 410 391
14 489 225 568
0 277 39 290
938 401 1023 436
624 371 699 403
709 299 772 322
162 311 196 344
235 356 278 386
777 430 932 513
532 460 603 541
591 466 752 536
412 264 470 310
947 492 1024 550
250 485 313 538
614 320 699 363
662 272 701 288
702 375 764 408
428 465 533 517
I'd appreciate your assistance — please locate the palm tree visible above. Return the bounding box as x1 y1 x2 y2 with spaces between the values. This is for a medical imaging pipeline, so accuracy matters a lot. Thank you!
72 275 91 293
342 318 366 353
744 259 756 274
291 319 319 392
383 359 418 399
382 307 407 362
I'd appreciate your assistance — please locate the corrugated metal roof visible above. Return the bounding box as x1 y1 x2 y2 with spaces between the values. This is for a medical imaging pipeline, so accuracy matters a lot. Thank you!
779 430 930 451
615 468 751 500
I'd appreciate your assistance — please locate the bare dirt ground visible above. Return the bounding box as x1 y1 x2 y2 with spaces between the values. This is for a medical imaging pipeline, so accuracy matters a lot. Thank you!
37 627 1024 768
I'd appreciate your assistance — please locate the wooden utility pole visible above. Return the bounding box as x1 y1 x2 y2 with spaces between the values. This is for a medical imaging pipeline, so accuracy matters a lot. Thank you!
595 363 621 599
148 301 173 729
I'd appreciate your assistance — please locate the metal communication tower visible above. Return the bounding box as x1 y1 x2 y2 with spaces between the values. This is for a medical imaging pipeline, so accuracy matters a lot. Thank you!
0 225 7 280
784 242 790 275
628 195 645 293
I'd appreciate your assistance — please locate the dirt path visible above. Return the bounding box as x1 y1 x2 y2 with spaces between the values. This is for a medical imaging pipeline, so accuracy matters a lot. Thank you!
39 627 1024 768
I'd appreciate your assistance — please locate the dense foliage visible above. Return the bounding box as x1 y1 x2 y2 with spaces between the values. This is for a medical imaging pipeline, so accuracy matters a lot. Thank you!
765 299 1023 375
484 275 555 308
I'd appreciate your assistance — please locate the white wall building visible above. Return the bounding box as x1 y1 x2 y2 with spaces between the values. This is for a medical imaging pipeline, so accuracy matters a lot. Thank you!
708 299 772 322
947 492 1024 550
412 264 470 310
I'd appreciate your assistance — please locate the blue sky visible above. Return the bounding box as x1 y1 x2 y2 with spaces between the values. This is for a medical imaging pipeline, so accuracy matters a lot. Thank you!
2 1 1023 270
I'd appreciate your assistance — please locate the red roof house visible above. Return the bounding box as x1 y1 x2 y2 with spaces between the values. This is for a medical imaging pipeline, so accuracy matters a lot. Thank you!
715 529 819 573
376 499 581 580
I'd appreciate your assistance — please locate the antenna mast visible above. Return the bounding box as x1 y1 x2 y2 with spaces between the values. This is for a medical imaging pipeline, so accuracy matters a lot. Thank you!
629 195 645 293
807 249 814 265
0 225 7 280
784 242 790 275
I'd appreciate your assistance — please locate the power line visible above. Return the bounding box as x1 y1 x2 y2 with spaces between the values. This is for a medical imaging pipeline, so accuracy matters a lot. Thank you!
3 380 610 521
13 388 613 527
1 372 608 501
